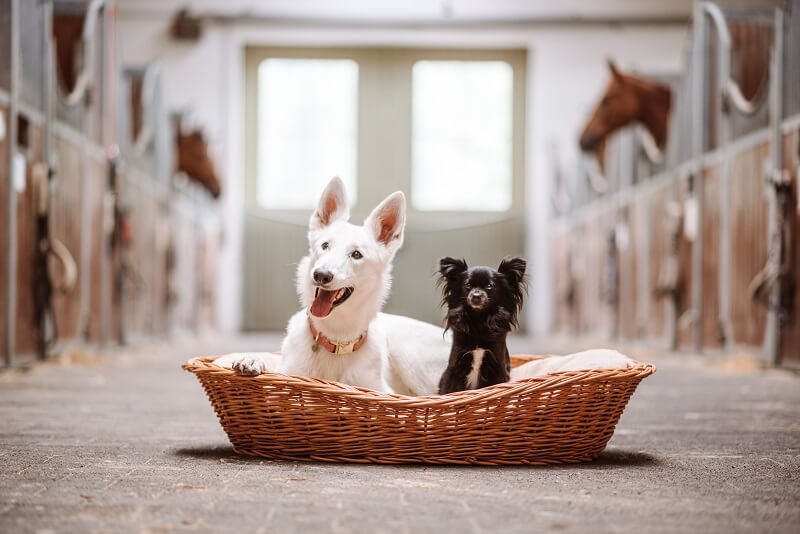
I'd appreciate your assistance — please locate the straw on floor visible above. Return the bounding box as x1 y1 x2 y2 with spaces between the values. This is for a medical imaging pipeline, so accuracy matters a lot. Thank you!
183 354 655 465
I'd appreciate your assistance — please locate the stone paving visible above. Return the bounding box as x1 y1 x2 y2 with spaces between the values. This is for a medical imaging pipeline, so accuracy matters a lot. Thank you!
1 335 798 533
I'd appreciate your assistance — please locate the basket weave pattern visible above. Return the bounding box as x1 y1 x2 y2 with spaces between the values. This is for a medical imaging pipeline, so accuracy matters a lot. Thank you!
183 355 655 465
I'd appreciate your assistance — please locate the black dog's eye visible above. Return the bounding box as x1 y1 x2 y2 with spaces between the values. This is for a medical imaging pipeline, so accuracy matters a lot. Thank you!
487 282 494 290
351 250 363 260
321 242 329 250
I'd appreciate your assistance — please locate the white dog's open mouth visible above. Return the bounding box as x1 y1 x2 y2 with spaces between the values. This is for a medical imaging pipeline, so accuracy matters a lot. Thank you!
310 287 354 318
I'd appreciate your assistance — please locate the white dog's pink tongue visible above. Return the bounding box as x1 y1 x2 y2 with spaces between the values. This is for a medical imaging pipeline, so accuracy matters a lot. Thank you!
310 289 337 317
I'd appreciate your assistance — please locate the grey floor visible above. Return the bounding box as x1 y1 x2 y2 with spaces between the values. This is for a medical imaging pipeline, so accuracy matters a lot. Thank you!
1 334 798 533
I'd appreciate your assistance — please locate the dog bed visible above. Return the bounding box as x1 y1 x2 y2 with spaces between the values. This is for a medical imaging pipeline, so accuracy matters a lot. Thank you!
183 354 655 465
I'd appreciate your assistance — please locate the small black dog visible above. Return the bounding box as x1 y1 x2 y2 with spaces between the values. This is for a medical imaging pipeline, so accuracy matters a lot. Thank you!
437 257 527 394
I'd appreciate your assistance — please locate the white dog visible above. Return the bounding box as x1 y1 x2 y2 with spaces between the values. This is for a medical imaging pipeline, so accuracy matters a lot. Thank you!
216 177 451 395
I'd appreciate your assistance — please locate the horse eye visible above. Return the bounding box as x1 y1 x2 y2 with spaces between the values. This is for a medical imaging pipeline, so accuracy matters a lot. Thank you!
351 250 363 260
321 242 329 250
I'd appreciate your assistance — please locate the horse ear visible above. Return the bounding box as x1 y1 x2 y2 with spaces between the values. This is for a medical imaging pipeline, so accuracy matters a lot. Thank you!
310 176 350 231
607 59 623 82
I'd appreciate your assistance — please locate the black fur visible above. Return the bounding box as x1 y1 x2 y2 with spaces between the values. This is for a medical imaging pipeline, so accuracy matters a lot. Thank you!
437 257 527 394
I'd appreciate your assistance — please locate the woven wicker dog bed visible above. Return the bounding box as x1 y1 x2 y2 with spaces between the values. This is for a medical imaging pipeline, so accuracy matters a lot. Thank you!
183 354 655 465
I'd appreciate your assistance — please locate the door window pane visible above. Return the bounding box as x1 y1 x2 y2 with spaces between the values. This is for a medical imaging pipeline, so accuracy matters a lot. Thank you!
411 60 513 211
257 59 358 209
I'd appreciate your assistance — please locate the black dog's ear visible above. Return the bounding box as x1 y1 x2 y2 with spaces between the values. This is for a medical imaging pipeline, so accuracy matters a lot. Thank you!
438 257 468 332
498 257 528 319
438 257 468 300
439 257 468 283
498 257 526 285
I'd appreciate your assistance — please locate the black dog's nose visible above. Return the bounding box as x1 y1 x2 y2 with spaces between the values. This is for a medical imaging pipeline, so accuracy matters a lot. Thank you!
467 288 488 309
313 270 334 285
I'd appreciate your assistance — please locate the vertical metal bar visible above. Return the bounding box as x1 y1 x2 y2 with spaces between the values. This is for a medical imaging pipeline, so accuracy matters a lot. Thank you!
42 1 53 164
4 0 20 366
99 4 111 345
764 7 785 364
638 192 651 339
690 1 706 352
666 173 679 351
77 2 95 340
711 3 735 350
77 116 91 339
40 0 54 361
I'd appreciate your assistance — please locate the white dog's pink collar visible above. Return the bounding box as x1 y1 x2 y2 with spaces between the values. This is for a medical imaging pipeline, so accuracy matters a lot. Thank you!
307 315 367 355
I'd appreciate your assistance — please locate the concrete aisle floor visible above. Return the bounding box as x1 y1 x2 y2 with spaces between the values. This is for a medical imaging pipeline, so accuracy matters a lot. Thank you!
1 334 798 533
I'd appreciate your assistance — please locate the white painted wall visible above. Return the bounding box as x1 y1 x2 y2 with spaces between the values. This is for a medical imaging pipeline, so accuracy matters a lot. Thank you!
116 7 687 333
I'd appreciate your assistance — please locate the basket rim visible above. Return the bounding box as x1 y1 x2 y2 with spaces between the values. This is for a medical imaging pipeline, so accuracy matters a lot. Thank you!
182 353 656 407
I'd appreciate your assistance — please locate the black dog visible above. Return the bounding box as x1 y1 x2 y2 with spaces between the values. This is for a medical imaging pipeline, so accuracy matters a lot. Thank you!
437 257 527 394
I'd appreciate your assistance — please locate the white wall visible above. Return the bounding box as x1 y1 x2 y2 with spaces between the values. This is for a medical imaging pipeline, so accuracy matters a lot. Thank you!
116 9 687 333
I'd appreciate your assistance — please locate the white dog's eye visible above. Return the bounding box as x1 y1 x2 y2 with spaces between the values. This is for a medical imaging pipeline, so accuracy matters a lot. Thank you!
321 242 329 250
351 250 363 260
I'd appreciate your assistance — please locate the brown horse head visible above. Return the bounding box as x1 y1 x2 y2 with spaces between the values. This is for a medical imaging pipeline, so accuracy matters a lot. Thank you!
579 61 672 154
176 129 221 198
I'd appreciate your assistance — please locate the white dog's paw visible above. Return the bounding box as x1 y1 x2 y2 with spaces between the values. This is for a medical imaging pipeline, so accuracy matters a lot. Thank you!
230 354 270 376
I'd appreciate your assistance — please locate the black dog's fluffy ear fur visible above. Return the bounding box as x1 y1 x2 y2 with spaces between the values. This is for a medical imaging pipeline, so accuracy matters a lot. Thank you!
438 257 468 295
438 257 468 327
498 257 526 284
498 257 528 325
440 257 468 279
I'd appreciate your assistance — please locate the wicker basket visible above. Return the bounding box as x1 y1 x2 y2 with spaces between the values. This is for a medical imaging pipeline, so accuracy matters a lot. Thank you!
183 354 655 465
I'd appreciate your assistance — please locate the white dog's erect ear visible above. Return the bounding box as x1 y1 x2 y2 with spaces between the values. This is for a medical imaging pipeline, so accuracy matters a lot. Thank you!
366 191 406 248
310 176 350 231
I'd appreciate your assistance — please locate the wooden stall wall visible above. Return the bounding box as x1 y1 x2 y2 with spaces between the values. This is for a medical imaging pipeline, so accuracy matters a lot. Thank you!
778 127 800 366
646 181 672 343
12 118 43 356
2 2 221 367
50 135 85 342
700 166 721 350
729 140 770 346
0 105 9 357
549 132 792 355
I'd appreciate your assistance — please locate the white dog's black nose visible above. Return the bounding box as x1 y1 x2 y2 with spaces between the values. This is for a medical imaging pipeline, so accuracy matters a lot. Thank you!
468 288 488 309
313 269 334 285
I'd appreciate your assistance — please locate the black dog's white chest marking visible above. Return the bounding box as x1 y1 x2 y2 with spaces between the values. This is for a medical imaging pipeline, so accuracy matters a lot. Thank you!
466 349 486 389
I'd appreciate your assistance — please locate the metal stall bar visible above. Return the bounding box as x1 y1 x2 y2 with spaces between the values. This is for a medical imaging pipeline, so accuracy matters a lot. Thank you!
98 2 112 345
67 0 104 341
4 0 20 367
764 6 785 364
690 0 707 352
704 3 736 349
37 0 54 360
703 2 774 351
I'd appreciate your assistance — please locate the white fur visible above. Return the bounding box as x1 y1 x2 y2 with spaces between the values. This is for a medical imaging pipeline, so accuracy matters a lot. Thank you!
465 349 486 390
510 349 635 380
218 177 451 394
